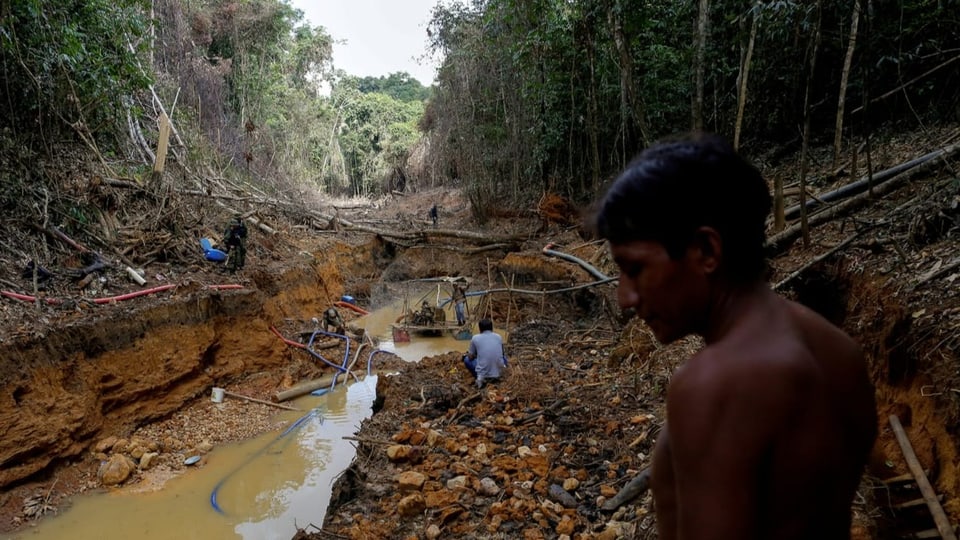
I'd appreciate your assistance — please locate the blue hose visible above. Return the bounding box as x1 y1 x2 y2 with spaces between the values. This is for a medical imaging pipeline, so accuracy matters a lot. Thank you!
366 349 392 376
305 330 351 374
210 409 323 515
308 330 351 389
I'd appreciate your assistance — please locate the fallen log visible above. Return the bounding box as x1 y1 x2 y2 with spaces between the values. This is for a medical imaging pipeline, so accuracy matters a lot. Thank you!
773 231 865 291
408 243 516 255
473 277 617 298
273 374 338 403
542 243 610 280
784 144 960 220
767 147 957 253
888 414 957 540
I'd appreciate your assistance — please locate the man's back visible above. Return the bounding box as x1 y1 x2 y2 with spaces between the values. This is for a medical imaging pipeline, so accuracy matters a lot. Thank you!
656 289 877 539
469 330 505 380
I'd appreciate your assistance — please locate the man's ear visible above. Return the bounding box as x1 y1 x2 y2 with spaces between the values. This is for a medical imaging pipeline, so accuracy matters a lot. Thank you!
691 226 722 275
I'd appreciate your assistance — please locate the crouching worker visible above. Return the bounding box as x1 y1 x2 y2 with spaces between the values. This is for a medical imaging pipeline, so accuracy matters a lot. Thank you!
462 318 508 389
322 307 346 335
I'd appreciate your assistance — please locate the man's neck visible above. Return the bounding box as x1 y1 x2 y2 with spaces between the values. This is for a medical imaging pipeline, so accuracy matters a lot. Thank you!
702 280 769 345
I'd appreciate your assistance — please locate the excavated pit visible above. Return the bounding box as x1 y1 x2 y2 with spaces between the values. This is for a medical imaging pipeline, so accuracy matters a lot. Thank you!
785 259 960 538
0 240 366 492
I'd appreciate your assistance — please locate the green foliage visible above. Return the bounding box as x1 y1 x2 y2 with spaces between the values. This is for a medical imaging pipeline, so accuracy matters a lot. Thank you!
422 0 960 212
356 72 432 102
0 0 152 141
336 85 424 195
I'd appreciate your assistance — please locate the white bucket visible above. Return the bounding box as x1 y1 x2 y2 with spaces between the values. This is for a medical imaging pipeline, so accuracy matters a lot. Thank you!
211 387 225 403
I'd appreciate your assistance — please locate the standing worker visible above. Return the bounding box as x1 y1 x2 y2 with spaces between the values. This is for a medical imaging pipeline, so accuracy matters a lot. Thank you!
429 203 439 227
462 318 508 389
451 277 469 326
223 214 248 272
594 133 877 539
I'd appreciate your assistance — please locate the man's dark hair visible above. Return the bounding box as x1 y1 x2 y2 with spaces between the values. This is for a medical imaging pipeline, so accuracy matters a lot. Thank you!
478 318 493 332
595 134 771 282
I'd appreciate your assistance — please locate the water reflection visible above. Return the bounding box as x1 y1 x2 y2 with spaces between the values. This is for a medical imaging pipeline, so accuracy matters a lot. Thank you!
6 378 377 540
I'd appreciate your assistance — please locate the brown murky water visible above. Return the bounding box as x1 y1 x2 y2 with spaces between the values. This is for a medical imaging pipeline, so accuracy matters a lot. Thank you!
5 296 473 540
356 294 478 364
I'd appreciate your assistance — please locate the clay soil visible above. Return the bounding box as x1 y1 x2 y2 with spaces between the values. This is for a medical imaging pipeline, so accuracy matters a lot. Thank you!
1 128 959 539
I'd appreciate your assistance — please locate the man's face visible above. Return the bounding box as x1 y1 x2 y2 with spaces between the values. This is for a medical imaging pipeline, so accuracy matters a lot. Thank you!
610 239 709 343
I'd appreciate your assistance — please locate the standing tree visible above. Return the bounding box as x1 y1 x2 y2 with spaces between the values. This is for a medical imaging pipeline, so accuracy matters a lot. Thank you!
833 0 861 169
798 0 823 247
692 0 710 131
734 0 761 150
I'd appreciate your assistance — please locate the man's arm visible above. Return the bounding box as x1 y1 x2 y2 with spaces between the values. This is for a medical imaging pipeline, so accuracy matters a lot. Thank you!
666 353 799 540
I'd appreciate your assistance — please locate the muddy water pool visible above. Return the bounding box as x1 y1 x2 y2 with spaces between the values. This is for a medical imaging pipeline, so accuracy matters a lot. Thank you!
7 380 374 540
355 293 486 363
7 296 475 540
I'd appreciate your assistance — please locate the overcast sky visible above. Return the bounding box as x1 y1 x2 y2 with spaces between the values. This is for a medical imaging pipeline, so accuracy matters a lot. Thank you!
290 0 442 86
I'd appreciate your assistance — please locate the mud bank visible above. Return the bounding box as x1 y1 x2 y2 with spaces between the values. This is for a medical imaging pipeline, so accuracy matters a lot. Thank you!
0 242 359 491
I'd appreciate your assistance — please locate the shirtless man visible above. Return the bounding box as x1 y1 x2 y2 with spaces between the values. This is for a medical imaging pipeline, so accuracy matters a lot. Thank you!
595 134 877 539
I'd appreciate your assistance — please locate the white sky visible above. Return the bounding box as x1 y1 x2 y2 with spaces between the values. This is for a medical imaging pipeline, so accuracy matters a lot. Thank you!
290 0 442 86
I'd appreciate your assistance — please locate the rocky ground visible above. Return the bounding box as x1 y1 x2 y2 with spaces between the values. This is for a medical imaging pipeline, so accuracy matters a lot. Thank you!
0 128 958 539
304 129 960 539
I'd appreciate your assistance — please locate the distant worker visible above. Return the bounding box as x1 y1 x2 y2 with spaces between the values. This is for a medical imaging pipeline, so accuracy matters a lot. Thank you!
451 277 469 326
429 203 439 227
322 307 345 335
463 318 508 389
222 214 248 271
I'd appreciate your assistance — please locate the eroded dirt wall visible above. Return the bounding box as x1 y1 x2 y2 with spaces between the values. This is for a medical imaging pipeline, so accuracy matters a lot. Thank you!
0 244 356 489
798 262 960 530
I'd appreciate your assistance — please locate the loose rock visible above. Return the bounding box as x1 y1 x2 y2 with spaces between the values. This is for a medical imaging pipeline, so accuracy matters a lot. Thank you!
478 477 500 496
98 454 133 486
397 470 426 492
397 493 425 518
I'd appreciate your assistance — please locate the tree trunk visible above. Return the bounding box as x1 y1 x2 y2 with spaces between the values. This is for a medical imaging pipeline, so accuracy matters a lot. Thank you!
608 0 650 150
833 0 861 169
798 0 823 247
734 1 760 150
692 0 710 132
587 33 601 191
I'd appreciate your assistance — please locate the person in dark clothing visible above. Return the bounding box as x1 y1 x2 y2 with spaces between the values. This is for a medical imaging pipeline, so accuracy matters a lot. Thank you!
429 204 438 227
223 214 248 271
322 307 346 335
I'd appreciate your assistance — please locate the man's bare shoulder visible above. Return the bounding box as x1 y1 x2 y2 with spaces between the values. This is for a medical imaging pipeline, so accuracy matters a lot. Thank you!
669 338 815 439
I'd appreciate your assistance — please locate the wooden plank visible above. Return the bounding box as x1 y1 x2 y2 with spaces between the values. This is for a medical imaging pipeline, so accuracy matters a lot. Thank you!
884 470 932 485
152 112 171 181
895 495 944 510
889 414 957 540
913 528 956 540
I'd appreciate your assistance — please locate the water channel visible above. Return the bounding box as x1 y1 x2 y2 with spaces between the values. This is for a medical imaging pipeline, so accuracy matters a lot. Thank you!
6 294 475 540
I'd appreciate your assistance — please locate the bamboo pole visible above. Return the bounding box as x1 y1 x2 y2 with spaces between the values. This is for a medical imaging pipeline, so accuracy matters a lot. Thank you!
888 414 957 540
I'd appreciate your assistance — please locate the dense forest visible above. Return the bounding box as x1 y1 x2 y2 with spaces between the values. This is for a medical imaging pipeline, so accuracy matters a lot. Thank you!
1 0 958 219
